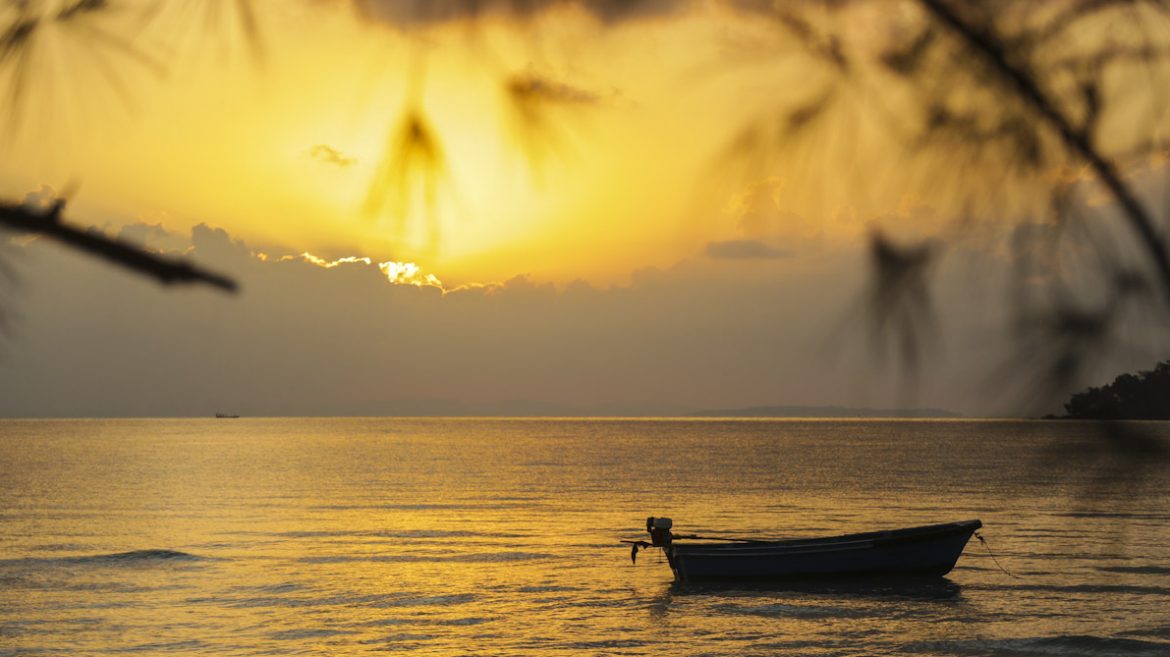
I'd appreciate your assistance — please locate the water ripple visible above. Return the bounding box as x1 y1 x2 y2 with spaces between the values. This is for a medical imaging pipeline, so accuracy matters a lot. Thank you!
922 634 1170 656
298 551 556 564
269 628 353 641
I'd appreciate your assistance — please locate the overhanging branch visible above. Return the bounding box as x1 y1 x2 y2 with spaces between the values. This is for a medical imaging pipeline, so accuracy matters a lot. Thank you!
920 0 1170 305
0 201 238 294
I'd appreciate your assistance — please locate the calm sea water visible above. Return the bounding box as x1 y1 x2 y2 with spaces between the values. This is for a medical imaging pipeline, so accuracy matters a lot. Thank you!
2 418 1169 656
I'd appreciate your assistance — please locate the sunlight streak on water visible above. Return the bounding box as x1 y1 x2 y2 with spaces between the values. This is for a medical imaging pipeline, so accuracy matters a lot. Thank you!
1 418 1168 655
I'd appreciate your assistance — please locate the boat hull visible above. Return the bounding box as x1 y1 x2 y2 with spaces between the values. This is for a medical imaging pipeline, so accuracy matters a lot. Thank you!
665 520 981 581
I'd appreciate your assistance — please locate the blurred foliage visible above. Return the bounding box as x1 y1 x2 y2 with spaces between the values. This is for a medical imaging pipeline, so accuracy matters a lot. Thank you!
363 107 450 253
735 0 1170 418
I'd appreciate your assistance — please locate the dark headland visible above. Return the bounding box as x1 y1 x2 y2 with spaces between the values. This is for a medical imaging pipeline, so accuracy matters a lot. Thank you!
1052 360 1170 420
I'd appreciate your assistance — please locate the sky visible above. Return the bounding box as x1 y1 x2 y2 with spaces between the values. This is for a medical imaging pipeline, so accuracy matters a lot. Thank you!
2 0 1169 417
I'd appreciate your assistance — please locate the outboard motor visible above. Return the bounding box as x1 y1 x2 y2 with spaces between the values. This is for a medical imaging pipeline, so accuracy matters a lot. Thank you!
646 516 673 546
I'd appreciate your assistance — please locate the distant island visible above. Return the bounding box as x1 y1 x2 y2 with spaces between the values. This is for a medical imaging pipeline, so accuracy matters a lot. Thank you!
689 405 961 418
1057 360 1170 420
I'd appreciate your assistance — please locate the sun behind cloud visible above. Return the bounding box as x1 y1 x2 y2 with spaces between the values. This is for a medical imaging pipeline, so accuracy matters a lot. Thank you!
291 252 444 288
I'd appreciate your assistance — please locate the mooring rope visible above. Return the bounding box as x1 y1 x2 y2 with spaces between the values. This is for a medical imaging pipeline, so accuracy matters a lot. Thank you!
975 531 1021 579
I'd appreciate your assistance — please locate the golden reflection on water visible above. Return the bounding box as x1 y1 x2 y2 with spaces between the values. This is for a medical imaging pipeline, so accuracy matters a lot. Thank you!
1 418 1169 655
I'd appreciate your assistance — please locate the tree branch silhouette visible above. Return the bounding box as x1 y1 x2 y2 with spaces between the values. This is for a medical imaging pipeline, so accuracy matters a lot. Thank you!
0 200 238 293
920 0 1170 306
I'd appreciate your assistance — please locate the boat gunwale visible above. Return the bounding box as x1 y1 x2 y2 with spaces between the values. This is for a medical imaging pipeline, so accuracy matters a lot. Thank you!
668 519 982 554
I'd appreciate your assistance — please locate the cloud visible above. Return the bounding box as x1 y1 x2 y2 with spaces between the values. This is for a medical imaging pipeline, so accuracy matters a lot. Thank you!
721 178 831 254
20 185 60 211
9 221 1150 419
0 221 878 417
190 223 253 268
290 252 444 288
115 222 190 252
309 144 357 168
705 239 790 260
731 179 813 236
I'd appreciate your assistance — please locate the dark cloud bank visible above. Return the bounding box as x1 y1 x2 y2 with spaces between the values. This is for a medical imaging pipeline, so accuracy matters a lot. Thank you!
1 222 1150 418
705 239 790 260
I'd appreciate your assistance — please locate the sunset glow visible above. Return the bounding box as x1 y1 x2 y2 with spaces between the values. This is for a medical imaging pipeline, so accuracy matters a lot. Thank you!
6 7 1170 654
0 1 932 286
292 252 444 288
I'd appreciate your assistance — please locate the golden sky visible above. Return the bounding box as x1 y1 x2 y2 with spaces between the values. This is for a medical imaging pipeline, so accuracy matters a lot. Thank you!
1 0 1166 287
0 1 927 286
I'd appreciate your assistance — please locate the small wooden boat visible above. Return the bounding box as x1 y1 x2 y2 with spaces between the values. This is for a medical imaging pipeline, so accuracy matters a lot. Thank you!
627 518 982 581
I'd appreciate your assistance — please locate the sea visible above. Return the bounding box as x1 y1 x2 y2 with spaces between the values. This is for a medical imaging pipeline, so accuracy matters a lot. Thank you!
2 418 1169 656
